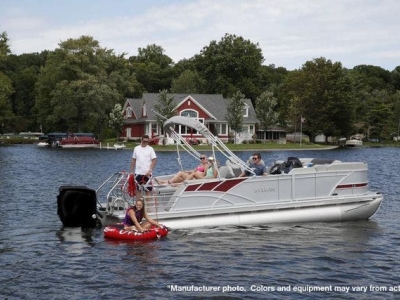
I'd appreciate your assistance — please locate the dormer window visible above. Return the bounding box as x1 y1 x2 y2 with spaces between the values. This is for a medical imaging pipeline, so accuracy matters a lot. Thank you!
126 107 133 118
243 104 249 117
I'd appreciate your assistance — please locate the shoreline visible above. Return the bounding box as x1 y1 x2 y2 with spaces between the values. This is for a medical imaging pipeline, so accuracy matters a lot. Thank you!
148 145 341 152
4 139 398 151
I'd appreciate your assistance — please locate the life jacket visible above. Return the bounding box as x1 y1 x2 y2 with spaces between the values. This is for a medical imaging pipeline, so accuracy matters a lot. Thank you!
123 206 144 226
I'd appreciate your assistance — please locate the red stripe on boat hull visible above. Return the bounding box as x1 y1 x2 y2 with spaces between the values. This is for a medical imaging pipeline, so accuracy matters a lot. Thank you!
336 183 367 189
184 178 247 193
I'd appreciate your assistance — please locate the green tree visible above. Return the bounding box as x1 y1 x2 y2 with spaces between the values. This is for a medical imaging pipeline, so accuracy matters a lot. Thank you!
352 65 392 91
129 44 174 93
172 58 197 75
281 57 354 142
393 91 400 140
286 96 302 133
0 32 11 58
108 103 124 140
170 69 205 93
194 33 264 101
255 91 279 131
49 77 118 133
225 90 246 144
0 31 14 133
259 64 288 90
34 36 133 136
391 66 400 91
153 89 177 132
1 52 47 132
363 89 393 139
349 65 393 129
0 71 14 133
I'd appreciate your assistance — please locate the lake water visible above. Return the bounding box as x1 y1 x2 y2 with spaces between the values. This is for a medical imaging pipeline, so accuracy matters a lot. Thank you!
0 145 399 299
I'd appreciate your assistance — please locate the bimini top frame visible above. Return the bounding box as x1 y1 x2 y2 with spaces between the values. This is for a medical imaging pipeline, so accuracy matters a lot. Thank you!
163 116 254 175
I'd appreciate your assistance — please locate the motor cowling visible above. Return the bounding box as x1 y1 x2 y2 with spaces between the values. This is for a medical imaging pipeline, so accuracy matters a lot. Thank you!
57 186 98 228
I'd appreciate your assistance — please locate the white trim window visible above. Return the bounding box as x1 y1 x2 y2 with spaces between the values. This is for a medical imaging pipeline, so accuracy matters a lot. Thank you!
243 104 249 117
126 107 133 118
181 110 197 118
126 128 132 138
241 125 255 134
215 123 228 135
179 110 204 134
249 125 254 134
151 123 158 136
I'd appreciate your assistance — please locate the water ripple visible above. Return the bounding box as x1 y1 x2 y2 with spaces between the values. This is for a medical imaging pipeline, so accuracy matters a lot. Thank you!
0 145 399 299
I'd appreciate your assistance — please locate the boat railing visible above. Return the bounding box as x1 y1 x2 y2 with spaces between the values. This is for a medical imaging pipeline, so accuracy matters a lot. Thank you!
100 172 177 215
139 184 178 214
95 171 133 215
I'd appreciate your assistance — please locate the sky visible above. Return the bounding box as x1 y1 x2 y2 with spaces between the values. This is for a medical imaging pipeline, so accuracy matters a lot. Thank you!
1 0 399 71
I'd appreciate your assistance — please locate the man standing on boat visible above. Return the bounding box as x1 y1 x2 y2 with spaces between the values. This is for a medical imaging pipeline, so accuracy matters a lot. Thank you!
129 135 157 202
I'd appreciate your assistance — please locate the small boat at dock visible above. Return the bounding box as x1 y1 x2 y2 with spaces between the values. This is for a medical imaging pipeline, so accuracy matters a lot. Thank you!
345 138 363 147
38 132 99 148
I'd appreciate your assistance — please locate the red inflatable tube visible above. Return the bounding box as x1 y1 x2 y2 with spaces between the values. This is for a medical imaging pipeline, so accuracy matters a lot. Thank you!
104 223 168 240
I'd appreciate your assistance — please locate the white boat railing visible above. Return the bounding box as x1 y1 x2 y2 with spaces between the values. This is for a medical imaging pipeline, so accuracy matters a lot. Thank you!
97 171 178 216
163 116 254 175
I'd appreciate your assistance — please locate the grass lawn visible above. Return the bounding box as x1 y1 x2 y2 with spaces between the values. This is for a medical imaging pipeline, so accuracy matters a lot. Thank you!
108 141 338 151
3 137 398 150
104 139 400 151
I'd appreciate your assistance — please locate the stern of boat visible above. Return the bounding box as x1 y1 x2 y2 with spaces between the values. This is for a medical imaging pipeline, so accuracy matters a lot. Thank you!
57 186 99 228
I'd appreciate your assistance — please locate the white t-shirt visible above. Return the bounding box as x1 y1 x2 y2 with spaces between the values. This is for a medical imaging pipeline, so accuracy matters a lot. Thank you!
132 145 157 175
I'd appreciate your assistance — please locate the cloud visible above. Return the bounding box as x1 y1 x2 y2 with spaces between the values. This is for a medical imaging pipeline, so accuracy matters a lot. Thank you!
1 0 400 70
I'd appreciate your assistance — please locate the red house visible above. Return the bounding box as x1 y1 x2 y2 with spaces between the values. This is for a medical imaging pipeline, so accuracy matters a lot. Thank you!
120 93 259 144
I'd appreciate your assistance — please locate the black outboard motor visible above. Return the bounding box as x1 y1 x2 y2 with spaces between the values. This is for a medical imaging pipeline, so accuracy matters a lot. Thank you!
57 186 98 228
281 157 303 173
269 157 303 174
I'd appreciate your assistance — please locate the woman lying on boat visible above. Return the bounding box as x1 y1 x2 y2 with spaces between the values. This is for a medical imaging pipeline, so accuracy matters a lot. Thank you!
156 154 211 185
180 156 218 180
204 157 218 178
123 198 160 232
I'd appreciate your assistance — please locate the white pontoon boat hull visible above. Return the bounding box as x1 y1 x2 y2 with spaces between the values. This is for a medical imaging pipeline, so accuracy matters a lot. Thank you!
146 197 382 229
97 158 383 230
58 116 383 230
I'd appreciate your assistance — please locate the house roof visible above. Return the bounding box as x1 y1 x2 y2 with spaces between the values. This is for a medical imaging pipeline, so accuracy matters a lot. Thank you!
125 93 258 124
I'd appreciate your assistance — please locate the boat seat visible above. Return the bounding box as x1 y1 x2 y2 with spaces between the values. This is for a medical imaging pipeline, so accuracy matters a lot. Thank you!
314 165 328 172
326 162 366 171
225 163 242 177
155 186 177 194
225 158 242 177
226 157 240 166
310 158 340 165
288 167 316 174
218 166 235 178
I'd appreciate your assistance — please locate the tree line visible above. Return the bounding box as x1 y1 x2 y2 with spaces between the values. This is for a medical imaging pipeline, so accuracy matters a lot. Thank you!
1 31 399 142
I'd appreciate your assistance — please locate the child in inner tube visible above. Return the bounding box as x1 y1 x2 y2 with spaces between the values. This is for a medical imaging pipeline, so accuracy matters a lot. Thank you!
123 198 160 232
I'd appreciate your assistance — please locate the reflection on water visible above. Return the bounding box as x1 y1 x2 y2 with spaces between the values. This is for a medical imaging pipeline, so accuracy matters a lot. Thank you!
56 227 95 244
0 145 399 299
